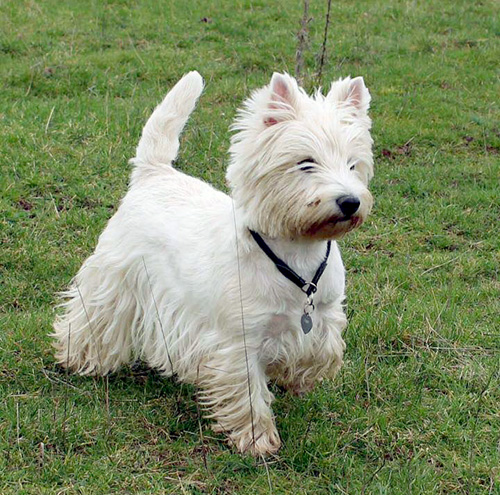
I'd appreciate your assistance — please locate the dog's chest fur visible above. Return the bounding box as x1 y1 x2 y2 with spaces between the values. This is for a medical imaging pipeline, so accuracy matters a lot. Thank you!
264 300 336 338
265 314 291 337
258 294 342 368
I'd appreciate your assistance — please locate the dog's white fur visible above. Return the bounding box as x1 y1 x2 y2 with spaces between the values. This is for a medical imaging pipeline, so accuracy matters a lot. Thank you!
53 71 373 455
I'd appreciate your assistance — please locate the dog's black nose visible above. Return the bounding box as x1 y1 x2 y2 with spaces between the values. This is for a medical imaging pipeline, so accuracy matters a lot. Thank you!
336 195 360 218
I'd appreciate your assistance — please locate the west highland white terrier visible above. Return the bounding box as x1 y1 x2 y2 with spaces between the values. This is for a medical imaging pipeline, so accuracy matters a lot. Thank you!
53 71 373 455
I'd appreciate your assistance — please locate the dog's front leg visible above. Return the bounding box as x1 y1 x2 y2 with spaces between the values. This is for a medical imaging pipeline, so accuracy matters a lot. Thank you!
196 342 280 456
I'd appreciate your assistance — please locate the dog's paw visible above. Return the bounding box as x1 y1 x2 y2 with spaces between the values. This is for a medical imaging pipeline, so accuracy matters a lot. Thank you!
232 427 281 457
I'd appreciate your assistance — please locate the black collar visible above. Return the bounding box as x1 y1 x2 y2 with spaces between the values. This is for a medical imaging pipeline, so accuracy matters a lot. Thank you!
248 229 331 297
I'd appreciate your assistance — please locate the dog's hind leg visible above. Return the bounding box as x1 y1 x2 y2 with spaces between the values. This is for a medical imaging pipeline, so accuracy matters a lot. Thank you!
52 256 137 375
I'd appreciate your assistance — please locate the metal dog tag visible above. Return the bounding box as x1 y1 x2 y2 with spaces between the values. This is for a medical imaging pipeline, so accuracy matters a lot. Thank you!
301 313 313 334
301 295 315 334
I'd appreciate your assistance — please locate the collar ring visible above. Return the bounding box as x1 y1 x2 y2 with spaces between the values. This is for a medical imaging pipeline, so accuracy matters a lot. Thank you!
302 282 317 295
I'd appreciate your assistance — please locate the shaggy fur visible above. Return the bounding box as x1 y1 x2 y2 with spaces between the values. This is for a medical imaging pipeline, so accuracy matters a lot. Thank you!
53 71 373 455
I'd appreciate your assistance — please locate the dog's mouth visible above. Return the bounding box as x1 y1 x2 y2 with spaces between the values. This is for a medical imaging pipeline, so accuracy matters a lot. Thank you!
328 214 361 226
302 214 363 239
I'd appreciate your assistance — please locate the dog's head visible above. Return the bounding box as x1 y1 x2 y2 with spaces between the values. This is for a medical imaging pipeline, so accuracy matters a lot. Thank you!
227 72 373 241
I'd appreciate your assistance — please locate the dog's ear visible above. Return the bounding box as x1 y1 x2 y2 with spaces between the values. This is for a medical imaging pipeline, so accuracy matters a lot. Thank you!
327 76 371 113
264 73 298 127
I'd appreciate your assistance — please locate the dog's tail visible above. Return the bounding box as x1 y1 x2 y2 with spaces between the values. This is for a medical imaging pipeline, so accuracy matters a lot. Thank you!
134 71 204 168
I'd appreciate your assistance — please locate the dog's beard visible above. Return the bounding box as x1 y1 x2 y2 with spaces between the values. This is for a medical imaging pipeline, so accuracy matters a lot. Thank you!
273 190 373 241
301 214 363 240
245 197 371 241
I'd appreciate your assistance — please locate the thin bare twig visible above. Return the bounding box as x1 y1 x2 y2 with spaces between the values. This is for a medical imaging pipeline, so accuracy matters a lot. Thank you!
361 458 387 495
295 0 310 85
38 442 45 468
231 202 256 449
317 0 333 87
195 364 211 474
260 454 274 494
45 106 55 134
62 323 71 447
76 284 104 370
421 255 461 275
142 257 174 374
41 369 92 395
468 364 499 492
300 410 315 449
104 376 110 426
16 401 20 446
75 284 111 430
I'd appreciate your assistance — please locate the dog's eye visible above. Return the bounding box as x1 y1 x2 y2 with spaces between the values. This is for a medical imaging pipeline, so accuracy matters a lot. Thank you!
348 159 358 171
298 158 317 173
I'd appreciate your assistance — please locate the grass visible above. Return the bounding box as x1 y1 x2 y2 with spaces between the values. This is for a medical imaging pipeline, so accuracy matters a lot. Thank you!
1 0 499 493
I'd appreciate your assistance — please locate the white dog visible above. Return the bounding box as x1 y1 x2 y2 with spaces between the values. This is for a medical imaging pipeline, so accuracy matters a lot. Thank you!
53 71 373 456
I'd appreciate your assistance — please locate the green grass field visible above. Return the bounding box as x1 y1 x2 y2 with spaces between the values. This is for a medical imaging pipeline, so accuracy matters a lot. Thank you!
1 0 499 493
